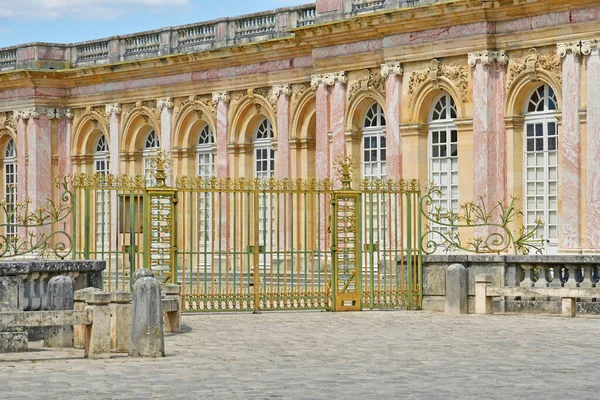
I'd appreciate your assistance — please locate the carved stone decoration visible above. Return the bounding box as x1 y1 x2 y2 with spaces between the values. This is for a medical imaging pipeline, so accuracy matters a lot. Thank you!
0 112 16 131
174 94 217 122
347 69 385 102
506 48 562 89
408 59 469 108
557 42 582 58
467 51 509 68
212 91 230 104
581 39 600 56
105 103 122 116
156 97 174 110
380 62 403 78
229 87 277 115
310 71 348 87
290 83 314 109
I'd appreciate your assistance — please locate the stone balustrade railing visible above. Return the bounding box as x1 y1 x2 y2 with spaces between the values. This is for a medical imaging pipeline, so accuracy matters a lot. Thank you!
0 0 456 71
514 256 599 289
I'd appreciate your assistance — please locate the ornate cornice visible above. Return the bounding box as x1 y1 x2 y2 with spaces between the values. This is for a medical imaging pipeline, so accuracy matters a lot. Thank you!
105 103 122 115
467 51 508 68
13 107 72 120
380 62 403 78
212 91 230 104
581 39 600 56
156 97 174 110
310 71 348 87
557 42 582 58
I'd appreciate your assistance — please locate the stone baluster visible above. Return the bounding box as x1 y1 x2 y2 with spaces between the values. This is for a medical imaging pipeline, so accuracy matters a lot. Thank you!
563 263 580 288
519 264 535 288
381 62 403 179
581 39 600 250
579 264 595 288
533 264 549 288
548 264 564 288
557 42 582 251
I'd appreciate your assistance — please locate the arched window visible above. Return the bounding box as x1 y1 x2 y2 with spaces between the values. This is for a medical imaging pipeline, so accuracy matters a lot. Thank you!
4 139 17 238
196 125 215 249
524 84 558 253
254 119 274 180
196 125 215 177
254 118 274 248
429 93 458 234
361 102 387 247
94 135 110 249
143 130 160 186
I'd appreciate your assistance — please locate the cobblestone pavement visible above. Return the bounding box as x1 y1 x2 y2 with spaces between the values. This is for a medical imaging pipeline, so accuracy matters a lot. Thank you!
1 311 598 399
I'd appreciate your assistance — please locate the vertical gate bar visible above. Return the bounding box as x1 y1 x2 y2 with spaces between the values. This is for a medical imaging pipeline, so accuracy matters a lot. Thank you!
223 192 229 305
233 191 237 301
330 193 337 310
304 191 308 297
283 191 287 300
276 192 281 300
173 190 178 287
128 189 135 290
417 191 423 307
84 188 91 260
269 189 273 300
369 191 374 310
71 187 78 259
262 190 267 296
211 190 216 298
107 189 112 292
376 191 381 306
400 192 405 306
290 193 295 295
136 191 142 277
406 192 413 309
253 191 260 312
317 192 321 294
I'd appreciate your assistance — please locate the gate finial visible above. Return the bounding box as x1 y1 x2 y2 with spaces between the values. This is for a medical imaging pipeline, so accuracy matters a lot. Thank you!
335 155 356 190
148 149 173 187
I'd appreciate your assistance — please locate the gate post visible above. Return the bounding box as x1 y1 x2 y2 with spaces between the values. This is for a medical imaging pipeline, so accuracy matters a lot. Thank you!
331 157 361 311
144 150 177 284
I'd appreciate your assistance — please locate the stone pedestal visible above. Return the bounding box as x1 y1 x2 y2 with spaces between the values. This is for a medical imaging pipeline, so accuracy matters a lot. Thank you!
110 291 132 353
44 276 75 348
445 264 467 314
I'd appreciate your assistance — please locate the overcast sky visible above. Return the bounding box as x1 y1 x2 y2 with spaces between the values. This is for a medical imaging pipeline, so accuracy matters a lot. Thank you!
0 0 310 48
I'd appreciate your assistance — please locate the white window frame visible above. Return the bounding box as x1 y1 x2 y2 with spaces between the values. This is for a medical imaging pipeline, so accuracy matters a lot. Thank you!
428 93 459 237
254 119 275 248
143 130 160 187
196 125 215 250
4 139 17 238
523 84 559 254
94 135 110 250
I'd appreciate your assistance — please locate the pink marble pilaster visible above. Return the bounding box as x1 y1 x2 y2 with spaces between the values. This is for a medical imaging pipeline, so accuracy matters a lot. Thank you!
213 92 230 179
27 111 53 241
274 86 291 179
314 83 330 181
381 63 403 179
158 98 173 185
558 44 582 250
15 115 28 204
57 110 73 178
106 104 122 175
331 81 347 171
583 41 600 250
494 62 507 204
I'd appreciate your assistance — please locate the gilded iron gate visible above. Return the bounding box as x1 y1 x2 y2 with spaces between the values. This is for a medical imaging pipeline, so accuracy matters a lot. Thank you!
71 155 422 311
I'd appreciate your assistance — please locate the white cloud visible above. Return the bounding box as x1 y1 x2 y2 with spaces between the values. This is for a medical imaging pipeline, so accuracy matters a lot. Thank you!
0 0 189 21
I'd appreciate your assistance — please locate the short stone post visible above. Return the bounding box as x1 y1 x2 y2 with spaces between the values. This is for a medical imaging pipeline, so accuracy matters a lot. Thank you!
0 275 27 353
562 298 576 318
44 276 75 348
110 291 132 353
445 264 468 314
130 277 164 358
475 275 493 315
83 292 111 359
133 268 154 286
73 288 101 349
163 284 182 333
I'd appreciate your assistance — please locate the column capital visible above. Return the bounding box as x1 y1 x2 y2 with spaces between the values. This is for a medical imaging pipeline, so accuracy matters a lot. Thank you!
310 71 348 87
581 39 600 56
13 109 34 120
212 91 230 104
156 97 174 110
105 103 122 115
271 84 292 98
557 42 582 58
380 62 403 77
46 108 73 119
467 50 508 68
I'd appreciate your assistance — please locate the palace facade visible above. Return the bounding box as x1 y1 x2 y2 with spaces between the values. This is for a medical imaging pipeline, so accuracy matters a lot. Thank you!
0 0 599 254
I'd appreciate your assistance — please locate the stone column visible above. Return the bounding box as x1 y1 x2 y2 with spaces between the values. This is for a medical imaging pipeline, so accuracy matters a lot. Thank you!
56 109 73 178
272 85 292 179
13 111 29 205
212 92 230 251
381 62 403 179
468 51 509 208
311 71 347 181
157 98 173 185
105 104 122 176
557 42 583 251
212 92 230 179
582 39 600 251
27 109 52 213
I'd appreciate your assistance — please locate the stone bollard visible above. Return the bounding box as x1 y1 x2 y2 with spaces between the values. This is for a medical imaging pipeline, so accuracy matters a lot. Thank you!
73 288 101 349
83 291 112 359
110 291 132 353
445 264 468 315
130 277 164 358
133 269 154 287
0 275 27 353
44 276 75 348
562 298 576 318
475 275 493 315
163 284 182 333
